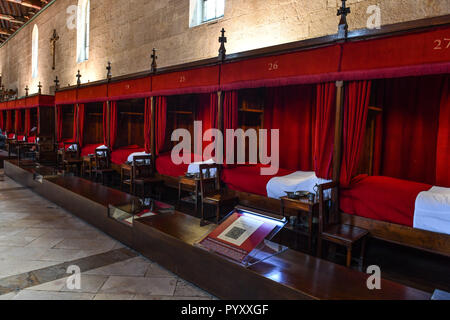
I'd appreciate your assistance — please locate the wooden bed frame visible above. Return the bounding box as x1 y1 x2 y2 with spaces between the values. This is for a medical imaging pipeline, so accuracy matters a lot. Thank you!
156 172 450 257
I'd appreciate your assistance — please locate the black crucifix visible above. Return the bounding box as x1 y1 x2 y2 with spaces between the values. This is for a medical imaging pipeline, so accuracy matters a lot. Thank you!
37 82 42 94
76 70 82 87
337 0 351 39
54 76 60 92
218 28 227 61
25 85 29 97
106 62 112 81
151 49 157 73
50 29 59 70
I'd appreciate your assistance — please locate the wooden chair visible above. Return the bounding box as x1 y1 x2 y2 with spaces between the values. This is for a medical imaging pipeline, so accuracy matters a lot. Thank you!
62 142 83 176
317 181 369 269
199 163 238 226
122 155 162 198
92 147 115 185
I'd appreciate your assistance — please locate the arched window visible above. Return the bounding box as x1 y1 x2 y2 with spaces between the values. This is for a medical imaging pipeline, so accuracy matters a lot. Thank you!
76 0 90 63
31 25 39 79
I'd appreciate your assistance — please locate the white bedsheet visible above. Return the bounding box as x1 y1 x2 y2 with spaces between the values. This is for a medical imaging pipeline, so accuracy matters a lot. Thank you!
414 186 450 235
187 158 216 175
266 171 331 200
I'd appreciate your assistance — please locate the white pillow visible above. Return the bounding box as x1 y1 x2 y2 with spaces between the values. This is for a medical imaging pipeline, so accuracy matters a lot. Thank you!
188 158 216 175
127 152 151 163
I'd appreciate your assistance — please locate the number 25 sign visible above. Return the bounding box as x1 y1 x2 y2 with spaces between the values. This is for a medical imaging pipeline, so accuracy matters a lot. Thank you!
434 38 450 50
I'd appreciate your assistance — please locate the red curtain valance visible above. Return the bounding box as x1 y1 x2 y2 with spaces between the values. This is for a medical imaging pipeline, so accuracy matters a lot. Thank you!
220 45 341 90
151 65 220 96
78 84 108 103
108 77 151 100
26 95 54 108
340 26 450 80
56 89 77 105
4 100 16 111
16 98 26 108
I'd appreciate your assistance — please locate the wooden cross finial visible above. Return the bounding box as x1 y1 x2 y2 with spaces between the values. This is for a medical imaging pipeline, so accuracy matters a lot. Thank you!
151 48 157 73
106 62 112 81
337 0 351 39
218 28 227 61
54 76 60 91
37 82 42 94
25 85 29 97
76 70 82 86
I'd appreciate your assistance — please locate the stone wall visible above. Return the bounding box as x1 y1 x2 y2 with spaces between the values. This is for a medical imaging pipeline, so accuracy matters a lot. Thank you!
0 0 448 96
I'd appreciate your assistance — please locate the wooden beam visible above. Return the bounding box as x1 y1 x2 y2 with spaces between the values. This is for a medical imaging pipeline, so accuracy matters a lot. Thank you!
0 14 26 24
6 0 43 10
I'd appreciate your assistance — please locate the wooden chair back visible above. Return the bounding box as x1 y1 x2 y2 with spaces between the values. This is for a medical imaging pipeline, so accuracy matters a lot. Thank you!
94 147 111 170
199 164 220 198
132 155 154 180
62 142 80 161
317 181 339 235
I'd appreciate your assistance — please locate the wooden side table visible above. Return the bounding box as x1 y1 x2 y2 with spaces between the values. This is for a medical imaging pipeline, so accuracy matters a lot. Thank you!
82 155 95 179
280 196 319 253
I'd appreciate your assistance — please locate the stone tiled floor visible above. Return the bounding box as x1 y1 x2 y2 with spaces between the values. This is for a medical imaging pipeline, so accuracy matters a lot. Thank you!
0 170 214 300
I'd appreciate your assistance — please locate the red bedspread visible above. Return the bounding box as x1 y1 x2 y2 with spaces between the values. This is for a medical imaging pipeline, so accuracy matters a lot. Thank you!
81 144 103 157
156 152 189 177
340 175 432 227
111 145 145 165
221 164 295 197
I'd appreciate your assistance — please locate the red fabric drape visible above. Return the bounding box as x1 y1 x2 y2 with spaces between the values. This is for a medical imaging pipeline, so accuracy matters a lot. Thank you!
264 85 316 171
109 101 118 149
144 98 151 153
56 106 63 142
340 80 372 187
72 106 78 142
24 109 31 135
436 77 450 187
102 102 108 146
379 76 444 185
210 92 218 129
223 91 238 131
314 82 336 179
155 96 167 155
78 104 85 147
6 111 12 132
0 111 4 131
15 110 22 134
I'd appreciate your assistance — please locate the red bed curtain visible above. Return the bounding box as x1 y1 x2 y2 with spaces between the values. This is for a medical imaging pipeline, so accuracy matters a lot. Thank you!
78 104 85 148
436 77 450 187
15 110 22 134
6 111 12 132
314 82 336 179
24 109 31 136
377 75 444 186
0 111 4 131
223 91 238 131
154 96 167 155
109 101 118 150
210 92 218 129
144 98 151 153
264 84 316 171
102 102 108 146
56 106 63 142
340 80 372 187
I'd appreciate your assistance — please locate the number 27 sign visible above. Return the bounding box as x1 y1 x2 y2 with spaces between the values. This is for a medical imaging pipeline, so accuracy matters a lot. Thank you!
434 38 450 50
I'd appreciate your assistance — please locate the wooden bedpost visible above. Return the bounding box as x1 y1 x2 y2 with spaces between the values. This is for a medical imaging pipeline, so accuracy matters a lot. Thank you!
106 100 111 148
217 91 223 134
332 80 345 223
75 103 80 146
150 96 156 172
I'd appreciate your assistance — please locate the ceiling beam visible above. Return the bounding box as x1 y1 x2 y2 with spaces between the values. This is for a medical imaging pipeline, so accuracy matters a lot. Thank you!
0 27 13 36
0 13 27 24
6 0 43 10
